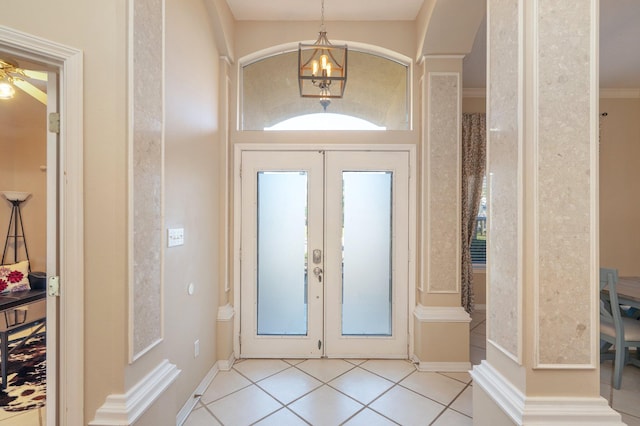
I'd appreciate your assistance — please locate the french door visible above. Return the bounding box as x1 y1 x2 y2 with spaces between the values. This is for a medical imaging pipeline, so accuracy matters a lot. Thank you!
240 149 409 358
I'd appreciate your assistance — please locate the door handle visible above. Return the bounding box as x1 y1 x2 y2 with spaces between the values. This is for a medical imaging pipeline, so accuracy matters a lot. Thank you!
313 267 323 283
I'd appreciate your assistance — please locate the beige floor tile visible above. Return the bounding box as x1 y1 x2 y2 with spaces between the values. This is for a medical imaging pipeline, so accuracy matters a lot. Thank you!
257 367 322 404
232 359 290 382
621 413 640 426
253 408 308 425
359 359 416 382
283 359 305 366
471 323 486 336
206 385 282 425
329 367 394 404
432 408 473 426
183 407 221 426
289 385 363 425
200 369 251 404
439 371 472 384
370 385 445 425
470 345 486 365
470 332 486 349
450 385 473 417
0 407 44 425
345 359 367 365
612 387 640 418
343 408 397 425
400 371 467 405
295 359 355 383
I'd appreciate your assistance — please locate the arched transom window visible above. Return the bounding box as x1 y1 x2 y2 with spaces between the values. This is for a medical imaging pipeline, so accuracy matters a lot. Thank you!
241 49 410 131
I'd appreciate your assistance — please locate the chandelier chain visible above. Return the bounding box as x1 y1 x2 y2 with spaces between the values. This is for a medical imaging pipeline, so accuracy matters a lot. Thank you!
320 0 325 32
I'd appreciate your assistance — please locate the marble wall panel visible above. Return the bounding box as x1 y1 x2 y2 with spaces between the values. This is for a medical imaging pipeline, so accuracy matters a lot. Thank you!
536 0 593 366
427 73 459 293
131 0 164 360
487 0 520 359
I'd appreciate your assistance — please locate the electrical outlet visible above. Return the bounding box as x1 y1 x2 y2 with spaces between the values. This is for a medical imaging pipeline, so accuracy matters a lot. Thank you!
194 339 200 358
167 228 184 247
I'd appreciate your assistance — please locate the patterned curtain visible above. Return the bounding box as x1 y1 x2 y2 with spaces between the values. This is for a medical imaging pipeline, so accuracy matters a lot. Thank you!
461 113 487 313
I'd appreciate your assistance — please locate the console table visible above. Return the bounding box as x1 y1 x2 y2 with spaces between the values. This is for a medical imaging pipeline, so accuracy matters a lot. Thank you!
0 289 46 389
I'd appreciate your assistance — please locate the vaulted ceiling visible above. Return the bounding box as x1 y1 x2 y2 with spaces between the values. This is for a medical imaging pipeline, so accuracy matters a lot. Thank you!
226 0 640 89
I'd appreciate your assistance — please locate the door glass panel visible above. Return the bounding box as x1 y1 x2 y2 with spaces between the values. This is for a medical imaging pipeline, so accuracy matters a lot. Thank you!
257 172 308 335
342 171 392 335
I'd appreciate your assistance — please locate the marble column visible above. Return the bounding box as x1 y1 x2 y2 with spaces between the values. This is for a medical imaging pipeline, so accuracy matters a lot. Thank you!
414 56 471 372
471 0 622 423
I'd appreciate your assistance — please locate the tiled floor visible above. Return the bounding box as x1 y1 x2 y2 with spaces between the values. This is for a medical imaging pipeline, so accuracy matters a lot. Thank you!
2 311 639 425
185 358 472 426
0 407 45 425
184 310 640 426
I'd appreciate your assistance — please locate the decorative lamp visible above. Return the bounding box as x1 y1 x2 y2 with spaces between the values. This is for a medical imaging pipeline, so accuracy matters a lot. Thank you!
0 76 15 100
298 0 347 111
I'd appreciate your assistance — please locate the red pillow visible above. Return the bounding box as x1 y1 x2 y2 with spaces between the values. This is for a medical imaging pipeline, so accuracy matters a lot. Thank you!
0 260 31 293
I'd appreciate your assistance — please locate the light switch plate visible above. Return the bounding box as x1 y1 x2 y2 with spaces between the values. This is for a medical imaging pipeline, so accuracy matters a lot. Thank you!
167 228 184 247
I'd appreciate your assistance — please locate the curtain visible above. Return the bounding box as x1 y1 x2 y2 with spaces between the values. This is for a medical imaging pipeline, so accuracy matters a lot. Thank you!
461 113 487 313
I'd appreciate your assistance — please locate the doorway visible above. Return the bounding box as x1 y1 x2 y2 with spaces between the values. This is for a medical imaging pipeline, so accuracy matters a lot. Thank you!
239 148 410 359
0 26 84 425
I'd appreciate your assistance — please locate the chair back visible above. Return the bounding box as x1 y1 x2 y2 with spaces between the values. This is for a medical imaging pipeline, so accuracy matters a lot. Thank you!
600 267 623 333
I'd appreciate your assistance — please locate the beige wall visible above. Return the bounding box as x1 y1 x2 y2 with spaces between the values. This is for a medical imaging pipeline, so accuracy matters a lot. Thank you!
3 0 224 422
2 1 130 420
131 0 222 419
599 96 640 276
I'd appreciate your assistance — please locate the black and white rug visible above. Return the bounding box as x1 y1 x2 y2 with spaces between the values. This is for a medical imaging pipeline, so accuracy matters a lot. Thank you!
0 334 46 412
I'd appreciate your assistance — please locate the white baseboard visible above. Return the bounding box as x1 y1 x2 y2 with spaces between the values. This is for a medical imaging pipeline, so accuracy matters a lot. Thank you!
413 304 472 323
176 364 220 426
89 360 180 426
217 352 236 371
416 361 471 372
471 361 623 425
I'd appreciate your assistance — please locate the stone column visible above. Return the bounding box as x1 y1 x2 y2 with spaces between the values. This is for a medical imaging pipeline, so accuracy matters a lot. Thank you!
471 0 622 423
414 56 471 372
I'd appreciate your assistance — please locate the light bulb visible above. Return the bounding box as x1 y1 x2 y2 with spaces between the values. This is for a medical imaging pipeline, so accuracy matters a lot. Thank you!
0 80 15 100
320 54 328 71
326 63 332 77
312 60 319 76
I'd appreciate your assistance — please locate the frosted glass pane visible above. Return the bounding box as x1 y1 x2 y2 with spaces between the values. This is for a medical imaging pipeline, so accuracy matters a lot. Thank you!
342 172 392 335
257 172 308 335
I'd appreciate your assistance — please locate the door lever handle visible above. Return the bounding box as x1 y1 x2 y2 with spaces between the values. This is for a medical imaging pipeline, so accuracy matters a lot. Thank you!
313 267 323 283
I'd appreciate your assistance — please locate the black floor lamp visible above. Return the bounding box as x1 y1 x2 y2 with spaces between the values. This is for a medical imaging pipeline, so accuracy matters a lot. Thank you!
1 191 31 270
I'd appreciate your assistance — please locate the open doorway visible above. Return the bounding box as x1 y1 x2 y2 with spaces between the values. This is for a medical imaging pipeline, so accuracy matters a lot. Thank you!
0 26 84 425
0 52 55 423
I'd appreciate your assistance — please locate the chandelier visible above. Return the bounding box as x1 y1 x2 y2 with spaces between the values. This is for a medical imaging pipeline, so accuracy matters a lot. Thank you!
298 0 347 111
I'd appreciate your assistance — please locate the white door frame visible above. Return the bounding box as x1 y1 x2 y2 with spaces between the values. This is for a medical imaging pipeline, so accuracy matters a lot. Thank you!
233 143 416 359
0 26 84 425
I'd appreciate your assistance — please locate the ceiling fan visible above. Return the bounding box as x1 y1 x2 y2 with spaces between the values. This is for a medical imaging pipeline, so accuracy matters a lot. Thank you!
0 59 48 105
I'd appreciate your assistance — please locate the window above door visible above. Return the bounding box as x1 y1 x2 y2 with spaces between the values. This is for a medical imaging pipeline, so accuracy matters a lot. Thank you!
241 50 410 131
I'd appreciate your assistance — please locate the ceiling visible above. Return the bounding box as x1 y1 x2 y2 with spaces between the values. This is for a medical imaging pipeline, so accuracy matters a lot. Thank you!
226 0 640 89
225 0 424 21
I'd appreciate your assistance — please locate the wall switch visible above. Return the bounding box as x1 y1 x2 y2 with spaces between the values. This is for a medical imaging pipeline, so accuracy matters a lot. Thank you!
194 339 200 358
167 228 184 247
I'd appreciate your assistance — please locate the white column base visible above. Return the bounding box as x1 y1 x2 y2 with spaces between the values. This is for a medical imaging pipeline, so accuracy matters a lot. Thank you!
89 360 180 426
471 361 623 425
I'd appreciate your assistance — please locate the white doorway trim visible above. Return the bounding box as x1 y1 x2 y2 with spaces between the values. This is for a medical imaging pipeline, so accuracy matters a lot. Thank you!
0 25 84 425
233 143 416 359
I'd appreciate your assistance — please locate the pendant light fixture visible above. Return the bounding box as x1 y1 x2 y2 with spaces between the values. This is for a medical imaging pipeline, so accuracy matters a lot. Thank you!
298 0 347 111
